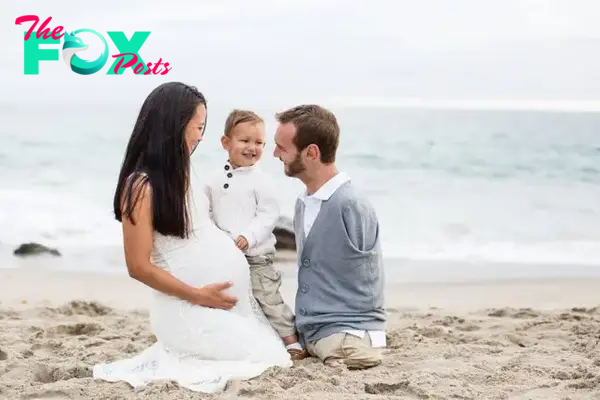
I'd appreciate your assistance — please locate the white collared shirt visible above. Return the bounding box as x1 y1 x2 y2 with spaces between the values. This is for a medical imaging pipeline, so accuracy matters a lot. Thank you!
299 172 386 348
299 171 351 238
204 161 279 257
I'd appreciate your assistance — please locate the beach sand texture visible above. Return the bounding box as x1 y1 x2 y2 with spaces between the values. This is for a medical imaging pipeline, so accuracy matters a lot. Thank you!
1 269 600 400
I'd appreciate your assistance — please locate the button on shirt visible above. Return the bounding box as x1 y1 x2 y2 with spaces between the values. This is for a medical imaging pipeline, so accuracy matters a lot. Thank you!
299 172 386 348
204 161 279 257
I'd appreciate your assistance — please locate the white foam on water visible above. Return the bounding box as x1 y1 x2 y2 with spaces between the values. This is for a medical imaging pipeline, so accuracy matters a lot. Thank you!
362 172 600 266
2 175 600 270
0 187 121 249
380 240 600 266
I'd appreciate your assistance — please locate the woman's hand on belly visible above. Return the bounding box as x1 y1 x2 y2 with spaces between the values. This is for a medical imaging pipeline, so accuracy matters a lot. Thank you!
192 281 238 309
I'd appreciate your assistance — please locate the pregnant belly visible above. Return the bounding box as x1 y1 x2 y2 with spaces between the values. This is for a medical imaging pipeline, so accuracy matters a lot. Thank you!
157 227 251 298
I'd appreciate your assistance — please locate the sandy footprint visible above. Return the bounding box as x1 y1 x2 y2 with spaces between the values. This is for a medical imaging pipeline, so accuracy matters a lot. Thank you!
46 322 103 337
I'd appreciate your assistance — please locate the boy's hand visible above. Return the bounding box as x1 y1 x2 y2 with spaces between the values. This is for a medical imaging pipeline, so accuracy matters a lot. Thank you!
235 235 249 251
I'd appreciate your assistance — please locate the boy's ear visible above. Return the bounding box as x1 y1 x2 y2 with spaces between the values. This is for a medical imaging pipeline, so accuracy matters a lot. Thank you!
220 135 230 150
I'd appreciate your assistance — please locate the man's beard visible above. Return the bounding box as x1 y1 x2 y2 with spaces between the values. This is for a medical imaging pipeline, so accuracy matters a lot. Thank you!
285 153 306 177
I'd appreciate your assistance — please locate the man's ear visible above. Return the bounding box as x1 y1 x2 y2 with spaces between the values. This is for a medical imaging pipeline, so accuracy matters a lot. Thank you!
220 135 230 150
306 144 320 160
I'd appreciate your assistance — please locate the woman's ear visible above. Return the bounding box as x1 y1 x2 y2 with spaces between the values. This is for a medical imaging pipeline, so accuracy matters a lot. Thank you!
220 135 230 150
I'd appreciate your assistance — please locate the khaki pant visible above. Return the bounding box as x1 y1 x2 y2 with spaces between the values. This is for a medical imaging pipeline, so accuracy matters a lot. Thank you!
247 254 296 338
306 332 383 369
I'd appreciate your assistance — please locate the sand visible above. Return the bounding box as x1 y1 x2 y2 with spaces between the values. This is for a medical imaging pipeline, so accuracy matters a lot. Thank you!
1 266 600 400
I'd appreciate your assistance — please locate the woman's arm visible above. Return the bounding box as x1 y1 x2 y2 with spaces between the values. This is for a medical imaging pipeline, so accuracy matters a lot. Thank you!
121 178 238 309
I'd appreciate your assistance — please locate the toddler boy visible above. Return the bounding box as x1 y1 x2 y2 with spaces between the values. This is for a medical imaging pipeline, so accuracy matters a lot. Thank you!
204 109 307 360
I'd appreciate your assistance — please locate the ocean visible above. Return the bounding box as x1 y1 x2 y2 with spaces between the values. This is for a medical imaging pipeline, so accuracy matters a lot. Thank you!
1 103 599 281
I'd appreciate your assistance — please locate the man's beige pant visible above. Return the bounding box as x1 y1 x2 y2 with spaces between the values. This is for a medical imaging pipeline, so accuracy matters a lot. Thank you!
305 332 383 369
247 254 296 338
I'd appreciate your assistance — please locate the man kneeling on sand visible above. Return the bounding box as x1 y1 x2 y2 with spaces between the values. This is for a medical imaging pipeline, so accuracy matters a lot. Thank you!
273 104 387 369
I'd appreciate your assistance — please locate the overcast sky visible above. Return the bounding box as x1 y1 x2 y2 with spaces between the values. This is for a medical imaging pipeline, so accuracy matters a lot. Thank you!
2 0 600 109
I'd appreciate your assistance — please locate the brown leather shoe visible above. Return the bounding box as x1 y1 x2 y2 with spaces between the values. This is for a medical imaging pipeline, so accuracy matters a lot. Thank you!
287 348 309 361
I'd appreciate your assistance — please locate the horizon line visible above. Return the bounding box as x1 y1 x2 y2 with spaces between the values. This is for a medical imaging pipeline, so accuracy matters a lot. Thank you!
320 97 600 113
2 97 600 113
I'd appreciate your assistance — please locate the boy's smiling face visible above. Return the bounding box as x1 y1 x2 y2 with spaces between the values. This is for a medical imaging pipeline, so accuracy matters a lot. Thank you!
221 121 265 168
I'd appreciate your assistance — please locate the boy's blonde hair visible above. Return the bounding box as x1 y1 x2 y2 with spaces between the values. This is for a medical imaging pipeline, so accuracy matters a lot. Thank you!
224 109 263 136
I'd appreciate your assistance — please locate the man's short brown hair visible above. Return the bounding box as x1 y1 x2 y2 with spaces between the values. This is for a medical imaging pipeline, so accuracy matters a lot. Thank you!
275 104 339 164
224 109 263 136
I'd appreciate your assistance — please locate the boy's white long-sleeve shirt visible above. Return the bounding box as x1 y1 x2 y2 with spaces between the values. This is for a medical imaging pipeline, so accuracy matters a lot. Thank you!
204 161 280 257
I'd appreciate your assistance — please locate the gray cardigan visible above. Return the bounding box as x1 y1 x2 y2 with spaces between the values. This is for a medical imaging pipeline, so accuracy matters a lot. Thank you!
293 181 386 344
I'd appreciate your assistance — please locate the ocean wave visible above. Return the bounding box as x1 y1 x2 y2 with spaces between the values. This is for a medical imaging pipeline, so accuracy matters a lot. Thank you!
343 152 600 183
380 239 600 266
2 187 599 267
0 188 121 250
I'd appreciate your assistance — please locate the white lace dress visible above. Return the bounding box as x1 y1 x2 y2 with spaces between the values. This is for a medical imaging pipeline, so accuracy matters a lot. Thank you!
92 187 293 393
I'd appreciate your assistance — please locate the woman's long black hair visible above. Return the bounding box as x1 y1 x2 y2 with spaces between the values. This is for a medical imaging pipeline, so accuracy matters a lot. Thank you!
113 82 207 238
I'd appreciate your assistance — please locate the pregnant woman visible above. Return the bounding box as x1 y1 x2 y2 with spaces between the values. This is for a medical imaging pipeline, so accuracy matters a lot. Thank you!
92 82 292 393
